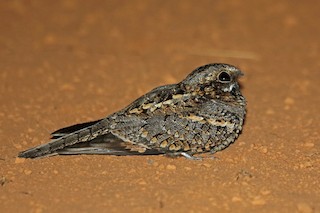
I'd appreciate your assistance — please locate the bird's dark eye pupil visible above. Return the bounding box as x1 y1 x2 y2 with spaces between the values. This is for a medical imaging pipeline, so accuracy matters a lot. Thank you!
218 71 231 82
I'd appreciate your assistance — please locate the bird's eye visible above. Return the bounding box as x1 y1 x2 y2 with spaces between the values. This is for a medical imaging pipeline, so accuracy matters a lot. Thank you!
217 71 231 83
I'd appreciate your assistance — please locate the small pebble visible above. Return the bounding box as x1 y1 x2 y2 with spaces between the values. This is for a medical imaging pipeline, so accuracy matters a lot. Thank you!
184 167 192 171
260 147 268 154
138 180 147 185
15 158 25 164
158 164 165 169
303 142 314 148
231 196 242 202
24 170 32 175
260 189 271 195
251 197 266 205
284 97 295 105
297 202 313 213
201 163 212 168
300 162 313 169
166 164 176 170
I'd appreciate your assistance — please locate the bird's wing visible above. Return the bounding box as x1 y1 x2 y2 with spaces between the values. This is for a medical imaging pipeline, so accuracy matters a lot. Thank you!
56 133 164 156
55 84 188 157
51 119 103 139
120 84 181 113
18 84 180 159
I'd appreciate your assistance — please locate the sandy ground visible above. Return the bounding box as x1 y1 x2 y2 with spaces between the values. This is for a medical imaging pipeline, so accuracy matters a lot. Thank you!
1 1 320 212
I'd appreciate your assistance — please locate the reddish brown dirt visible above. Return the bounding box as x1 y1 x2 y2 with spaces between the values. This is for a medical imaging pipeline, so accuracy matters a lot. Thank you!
1 1 319 212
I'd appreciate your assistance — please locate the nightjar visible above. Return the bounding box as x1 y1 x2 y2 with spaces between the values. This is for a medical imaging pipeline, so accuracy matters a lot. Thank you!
19 63 246 159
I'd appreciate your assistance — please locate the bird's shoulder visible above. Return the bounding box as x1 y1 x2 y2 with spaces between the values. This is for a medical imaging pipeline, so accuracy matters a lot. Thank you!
121 84 188 115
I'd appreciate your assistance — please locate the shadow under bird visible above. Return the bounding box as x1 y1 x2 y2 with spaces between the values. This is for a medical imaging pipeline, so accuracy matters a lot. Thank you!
19 63 246 159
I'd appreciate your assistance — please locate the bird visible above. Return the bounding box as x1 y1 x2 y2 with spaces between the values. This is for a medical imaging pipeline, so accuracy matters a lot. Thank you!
18 63 246 159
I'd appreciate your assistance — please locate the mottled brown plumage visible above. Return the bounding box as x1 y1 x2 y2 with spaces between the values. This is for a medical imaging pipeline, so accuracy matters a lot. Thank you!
18 63 246 159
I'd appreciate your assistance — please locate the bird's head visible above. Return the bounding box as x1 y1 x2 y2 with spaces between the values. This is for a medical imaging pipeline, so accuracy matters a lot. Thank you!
180 63 244 99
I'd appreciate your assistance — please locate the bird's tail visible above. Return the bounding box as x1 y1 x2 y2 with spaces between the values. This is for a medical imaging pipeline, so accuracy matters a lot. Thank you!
18 121 106 159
